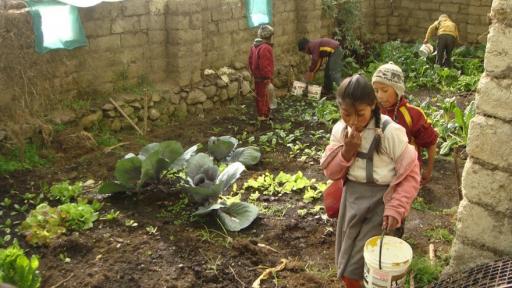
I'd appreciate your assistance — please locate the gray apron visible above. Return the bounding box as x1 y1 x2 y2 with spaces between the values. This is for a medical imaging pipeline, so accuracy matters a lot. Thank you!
335 119 392 280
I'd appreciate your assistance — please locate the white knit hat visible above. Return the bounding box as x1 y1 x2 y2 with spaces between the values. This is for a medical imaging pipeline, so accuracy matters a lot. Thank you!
257 25 274 39
371 62 405 97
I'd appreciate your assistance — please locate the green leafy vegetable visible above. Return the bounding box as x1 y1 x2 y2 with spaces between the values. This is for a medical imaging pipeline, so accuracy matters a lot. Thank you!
0 244 41 288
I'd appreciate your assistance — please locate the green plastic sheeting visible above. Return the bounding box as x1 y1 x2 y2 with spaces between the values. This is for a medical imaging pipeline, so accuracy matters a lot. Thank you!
27 0 87 54
245 0 272 28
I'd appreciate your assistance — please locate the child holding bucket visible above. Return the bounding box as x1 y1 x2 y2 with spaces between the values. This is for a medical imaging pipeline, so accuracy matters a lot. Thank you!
320 74 420 288
423 14 460 67
372 62 438 186
248 25 274 121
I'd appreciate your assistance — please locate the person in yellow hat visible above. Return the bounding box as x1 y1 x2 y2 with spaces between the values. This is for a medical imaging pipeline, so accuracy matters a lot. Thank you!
424 14 460 67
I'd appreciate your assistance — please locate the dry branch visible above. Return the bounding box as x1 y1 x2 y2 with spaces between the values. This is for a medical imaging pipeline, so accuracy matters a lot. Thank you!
109 98 143 135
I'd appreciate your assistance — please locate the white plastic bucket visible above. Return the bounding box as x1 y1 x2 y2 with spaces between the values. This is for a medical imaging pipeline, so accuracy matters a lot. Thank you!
307 85 322 99
419 44 434 58
267 83 278 108
292 81 307 96
363 235 413 288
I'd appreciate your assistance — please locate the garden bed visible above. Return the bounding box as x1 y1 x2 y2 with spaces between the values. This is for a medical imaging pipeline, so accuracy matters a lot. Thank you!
0 91 464 288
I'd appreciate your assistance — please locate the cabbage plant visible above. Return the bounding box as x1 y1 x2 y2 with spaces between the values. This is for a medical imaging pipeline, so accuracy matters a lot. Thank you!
99 141 198 194
208 136 261 167
185 153 258 231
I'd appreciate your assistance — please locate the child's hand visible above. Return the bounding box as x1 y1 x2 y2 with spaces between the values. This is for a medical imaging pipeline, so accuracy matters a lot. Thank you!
341 128 361 161
382 216 399 231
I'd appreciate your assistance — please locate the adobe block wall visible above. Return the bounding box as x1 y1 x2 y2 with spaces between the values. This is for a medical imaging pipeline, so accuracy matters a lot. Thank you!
445 0 512 274
360 0 492 43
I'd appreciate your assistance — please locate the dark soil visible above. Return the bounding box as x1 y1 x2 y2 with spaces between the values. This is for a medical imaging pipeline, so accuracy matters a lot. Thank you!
0 92 463 288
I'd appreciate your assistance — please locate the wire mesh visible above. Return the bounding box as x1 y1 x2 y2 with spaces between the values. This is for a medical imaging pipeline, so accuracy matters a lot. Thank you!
431 258 512 288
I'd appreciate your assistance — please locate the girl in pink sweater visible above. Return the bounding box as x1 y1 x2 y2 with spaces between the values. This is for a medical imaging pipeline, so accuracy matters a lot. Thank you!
320 74 420 288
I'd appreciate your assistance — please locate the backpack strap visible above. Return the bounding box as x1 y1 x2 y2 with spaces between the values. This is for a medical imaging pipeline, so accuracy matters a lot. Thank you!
399 106 412 128
356 118 392 183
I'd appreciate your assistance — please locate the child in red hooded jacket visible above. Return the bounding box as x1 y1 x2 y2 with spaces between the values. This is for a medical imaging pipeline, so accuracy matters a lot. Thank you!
372 62 438 185
248 25 274 121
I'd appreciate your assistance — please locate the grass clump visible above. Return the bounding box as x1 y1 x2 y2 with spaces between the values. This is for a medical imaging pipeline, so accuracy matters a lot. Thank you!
0 144 48 175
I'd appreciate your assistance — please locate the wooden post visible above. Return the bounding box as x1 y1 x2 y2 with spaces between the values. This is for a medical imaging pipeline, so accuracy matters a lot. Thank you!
429 243 436 264
143 88 148 135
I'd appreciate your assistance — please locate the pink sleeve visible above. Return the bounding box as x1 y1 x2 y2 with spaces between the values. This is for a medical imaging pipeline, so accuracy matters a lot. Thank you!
383 145 421 225
320 143 353 180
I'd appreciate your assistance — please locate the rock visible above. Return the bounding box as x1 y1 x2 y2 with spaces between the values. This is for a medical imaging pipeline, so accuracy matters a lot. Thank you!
175 102 188 119
204 69 216 76
106 111 117 118
149 108 160 120
180 92 188 99
188 105 196 115
80 111 103 129
124 106 135 116
219 88 228 101
170 93 181 104
167 105 176 115
172 87 181 94
159 114 170 123
241 70 252 81
201 85 217 98
229 74 240 82
111 119 122 131
213 96 219 102
0 130 6 141
130 102 142 109
137 110 144 120
203 100 214 110
227 82 239 98
186 89 207 104
241 81 251 96
233 62 245 70
152 94 162 102
7 1 26 10
195 104 204 117
159 89 171 101
102 103 115 111
216 79 228 88
49 109 77 124
121 94 139 103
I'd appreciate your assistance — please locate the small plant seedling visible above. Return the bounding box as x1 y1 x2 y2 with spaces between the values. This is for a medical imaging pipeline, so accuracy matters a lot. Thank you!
59 253 71 263
424 227 454 243
412 197 432 212
100 209 120 221
1 197 12 207
124 219 138 227
145 226 158 235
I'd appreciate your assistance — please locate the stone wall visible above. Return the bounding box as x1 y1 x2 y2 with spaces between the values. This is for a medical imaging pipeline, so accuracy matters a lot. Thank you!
0 0 327 116
360 0 492 43
446 0 512 274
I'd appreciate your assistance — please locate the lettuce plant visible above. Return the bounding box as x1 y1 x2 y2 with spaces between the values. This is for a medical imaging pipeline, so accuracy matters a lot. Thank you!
99 141 198 194
0 243 41 288
185 153 258 232
58 202 98 231
208 136 261 167
48 181 83 203
19 204 65 246
20 201 100 246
